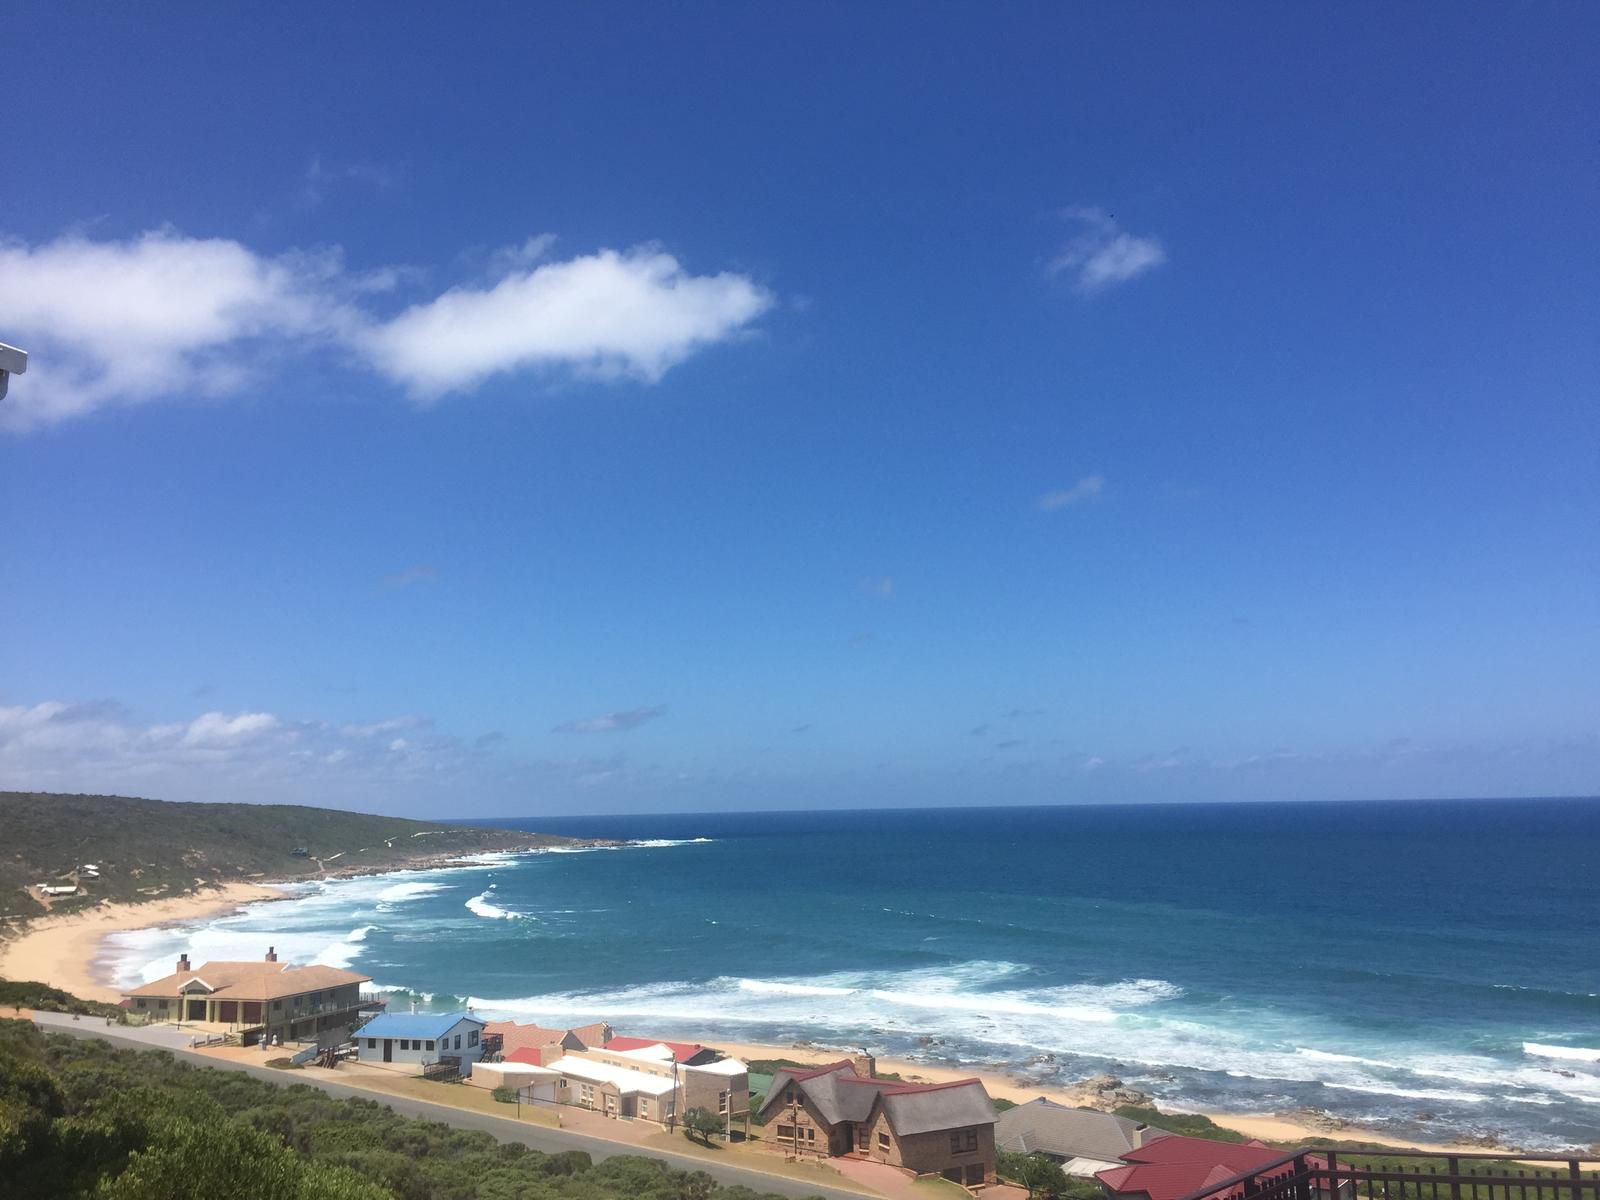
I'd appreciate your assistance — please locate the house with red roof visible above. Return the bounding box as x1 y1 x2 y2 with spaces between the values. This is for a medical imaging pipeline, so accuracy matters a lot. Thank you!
481 1019 612 1066
756 1059 996 1186
604 1035 721 1065
1096 1135 1347 1200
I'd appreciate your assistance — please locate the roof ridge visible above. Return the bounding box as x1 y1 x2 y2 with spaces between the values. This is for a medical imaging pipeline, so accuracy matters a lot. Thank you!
880 1077 985 1094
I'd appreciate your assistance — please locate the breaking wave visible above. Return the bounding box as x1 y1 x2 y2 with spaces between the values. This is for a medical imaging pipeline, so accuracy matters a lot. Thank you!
466 887 521 920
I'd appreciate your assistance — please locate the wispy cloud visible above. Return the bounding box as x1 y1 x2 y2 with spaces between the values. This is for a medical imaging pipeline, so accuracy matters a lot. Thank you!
297 156 402 211
551 705 667 734
859 575 895 600
0 229 772 431
1036 474 1105 511
1049 207 1165 294
381 564 438 589
0 698 487 796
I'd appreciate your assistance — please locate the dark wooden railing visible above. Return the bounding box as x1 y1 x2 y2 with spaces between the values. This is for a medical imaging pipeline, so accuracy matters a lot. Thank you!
1175 1151 1600 1200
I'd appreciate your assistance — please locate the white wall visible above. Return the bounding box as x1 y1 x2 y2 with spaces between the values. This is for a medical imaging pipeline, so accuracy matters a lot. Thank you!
356 1018 486 1068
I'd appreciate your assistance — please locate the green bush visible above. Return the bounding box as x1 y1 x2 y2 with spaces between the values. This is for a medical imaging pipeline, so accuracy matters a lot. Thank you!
490 1085 516 1104
0 1020 805 1200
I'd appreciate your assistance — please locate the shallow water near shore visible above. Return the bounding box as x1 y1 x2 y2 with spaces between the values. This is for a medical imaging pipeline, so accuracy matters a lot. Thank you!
107 798 1600 1150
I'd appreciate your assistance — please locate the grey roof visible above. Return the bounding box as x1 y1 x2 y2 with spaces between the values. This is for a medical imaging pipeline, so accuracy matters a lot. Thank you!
880 1081 996 1136
995 1098 1169 1161
756 1062 994 1135
759 1062 881 1124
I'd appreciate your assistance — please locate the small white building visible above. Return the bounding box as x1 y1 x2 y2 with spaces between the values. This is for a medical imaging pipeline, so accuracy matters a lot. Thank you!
547 1053 679 1123
355 1011 486 1071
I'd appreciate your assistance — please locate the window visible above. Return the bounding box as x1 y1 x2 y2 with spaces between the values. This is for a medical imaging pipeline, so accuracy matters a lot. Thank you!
468 1029 479 1047
136 999 147 1008
950 1133 962 1153
777 1124 796 1141
640 1099 650 1117
878 1132 890 1151
425 1040 435 1050
454 1034 462 1050
804 1127 816 1143
400 1039 410 1050
966 1131 978 1152
559 1078 568 1090
857 1127 869 1151
718 1090 729 1114
367 1038 376 1049
157 1000 169 1009
784 1085 796 1105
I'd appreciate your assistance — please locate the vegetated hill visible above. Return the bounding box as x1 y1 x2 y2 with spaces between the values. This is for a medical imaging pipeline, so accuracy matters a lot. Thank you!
0 791 589 924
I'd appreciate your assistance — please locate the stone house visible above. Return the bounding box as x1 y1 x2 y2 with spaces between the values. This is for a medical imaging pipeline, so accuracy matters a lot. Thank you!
758 1060 996 1185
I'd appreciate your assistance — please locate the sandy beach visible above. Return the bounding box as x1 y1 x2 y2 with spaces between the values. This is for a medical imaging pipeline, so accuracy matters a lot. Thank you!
0 882 284 1003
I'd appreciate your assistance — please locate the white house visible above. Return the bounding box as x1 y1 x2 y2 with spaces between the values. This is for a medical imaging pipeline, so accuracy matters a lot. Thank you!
355 1011 486 1071
547 1053 678 1123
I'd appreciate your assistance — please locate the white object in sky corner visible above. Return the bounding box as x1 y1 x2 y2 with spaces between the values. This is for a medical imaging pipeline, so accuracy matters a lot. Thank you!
0 341 26 401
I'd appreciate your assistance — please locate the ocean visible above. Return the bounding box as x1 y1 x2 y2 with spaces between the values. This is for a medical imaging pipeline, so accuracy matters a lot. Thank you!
107 798 1600 1150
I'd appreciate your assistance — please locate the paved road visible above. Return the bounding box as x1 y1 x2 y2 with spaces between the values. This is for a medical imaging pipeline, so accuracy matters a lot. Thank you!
31 1014 868 1200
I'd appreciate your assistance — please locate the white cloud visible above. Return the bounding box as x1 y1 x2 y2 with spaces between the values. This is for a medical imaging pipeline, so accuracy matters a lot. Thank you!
358 247 772 398
1036 474 1105 510
0 698 491 798
0 229 772 430
1049 208 1165 294
859 576 896 600
176 711 280 747
0 231 354 431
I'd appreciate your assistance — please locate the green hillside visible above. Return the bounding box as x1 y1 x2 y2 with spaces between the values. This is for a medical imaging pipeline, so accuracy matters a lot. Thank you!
0 792 592 924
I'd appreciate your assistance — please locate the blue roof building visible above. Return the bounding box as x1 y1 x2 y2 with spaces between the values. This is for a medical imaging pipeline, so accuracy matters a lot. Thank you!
356 1010 486 1070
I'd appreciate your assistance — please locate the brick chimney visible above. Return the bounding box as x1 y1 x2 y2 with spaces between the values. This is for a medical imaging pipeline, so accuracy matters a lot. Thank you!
176 953 191 974
265 946 278 963
851 1051 877 1079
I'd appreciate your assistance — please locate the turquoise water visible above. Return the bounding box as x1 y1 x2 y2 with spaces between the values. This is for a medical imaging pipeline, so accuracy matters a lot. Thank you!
110 798 1600 1149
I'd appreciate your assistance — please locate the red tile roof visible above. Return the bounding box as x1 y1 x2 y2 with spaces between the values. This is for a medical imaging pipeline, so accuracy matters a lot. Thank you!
505 1046 555 1066
605 1036 708 1063
1099 1136 1319 1200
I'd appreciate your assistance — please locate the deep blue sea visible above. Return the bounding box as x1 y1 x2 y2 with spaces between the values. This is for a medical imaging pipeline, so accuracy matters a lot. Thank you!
110 799 1600 1149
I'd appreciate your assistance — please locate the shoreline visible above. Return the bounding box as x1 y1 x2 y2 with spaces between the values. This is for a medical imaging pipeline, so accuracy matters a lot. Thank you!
0 881 288 1003
692 1036 1500 1154
0 861 1543 1157
0 845 571 1002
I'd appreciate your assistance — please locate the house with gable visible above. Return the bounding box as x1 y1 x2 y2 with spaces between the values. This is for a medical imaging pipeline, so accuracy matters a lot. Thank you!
355 1011 487 1071
757 1059 996 1186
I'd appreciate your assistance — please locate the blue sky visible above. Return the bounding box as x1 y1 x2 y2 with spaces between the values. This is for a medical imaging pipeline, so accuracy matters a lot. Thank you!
2 4 1596 815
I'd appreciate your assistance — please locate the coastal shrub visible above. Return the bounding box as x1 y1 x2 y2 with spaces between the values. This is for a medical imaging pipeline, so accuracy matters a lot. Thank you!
998 1151 1071 1199
0 980 125 1020
0 1023 807 1200
490 1085 517 1104
1113 1104 1248 1143
680 1105 723 1144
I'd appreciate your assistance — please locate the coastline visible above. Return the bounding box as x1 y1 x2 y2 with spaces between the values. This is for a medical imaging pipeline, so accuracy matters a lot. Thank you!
0 842 607 1003
0 881 287 1003
695 1037 1486 1154
0 859 1545 1156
